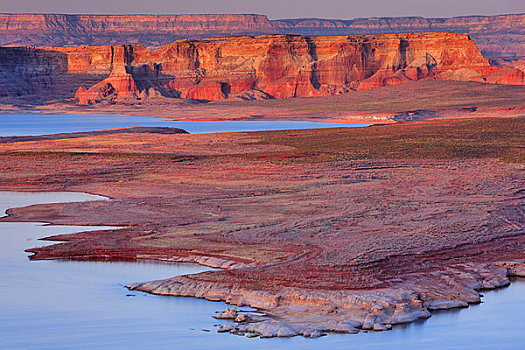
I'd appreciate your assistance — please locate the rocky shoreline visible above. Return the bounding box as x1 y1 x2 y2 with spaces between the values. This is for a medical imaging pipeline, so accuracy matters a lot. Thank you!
1 117 523 340
127 260 525 338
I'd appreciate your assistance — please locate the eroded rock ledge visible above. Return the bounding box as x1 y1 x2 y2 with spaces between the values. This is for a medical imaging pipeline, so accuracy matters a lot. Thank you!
1 13 524 57
137 254 254 270
128 261 525 338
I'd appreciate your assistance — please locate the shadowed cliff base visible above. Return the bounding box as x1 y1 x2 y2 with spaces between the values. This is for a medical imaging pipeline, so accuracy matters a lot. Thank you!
0 46 105 103
0 117 524 338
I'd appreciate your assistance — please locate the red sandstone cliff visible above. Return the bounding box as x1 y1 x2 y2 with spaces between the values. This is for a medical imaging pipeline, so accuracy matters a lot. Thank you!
273 13 525 57
1 33 523 103
0 47 68 98
0 14 274 48
68 33 524 103
0 13 524 57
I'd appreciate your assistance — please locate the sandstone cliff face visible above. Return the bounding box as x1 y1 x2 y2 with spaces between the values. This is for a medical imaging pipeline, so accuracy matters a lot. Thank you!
0 47 68 97
0 14 274 48
273 13 525 57
0 13 523 56
66 33 523 103
1 33 523 103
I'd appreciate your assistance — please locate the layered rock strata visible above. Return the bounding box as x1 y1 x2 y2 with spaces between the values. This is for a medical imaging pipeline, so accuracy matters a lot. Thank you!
0 13 524 56
2 33 520 103
274 14 525 57
128 261 525 338
0 14 273 49
70 33 525 102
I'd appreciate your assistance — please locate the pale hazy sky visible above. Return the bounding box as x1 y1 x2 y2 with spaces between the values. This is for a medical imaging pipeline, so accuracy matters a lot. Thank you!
1 0 524 19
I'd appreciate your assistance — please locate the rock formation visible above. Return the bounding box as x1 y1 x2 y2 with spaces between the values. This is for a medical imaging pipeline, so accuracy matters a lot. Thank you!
66 33 525 102
0 47 68 98
128 261 525 338
273 13 525 57
0 13 524 57
1 33 524 103
0 14 273 48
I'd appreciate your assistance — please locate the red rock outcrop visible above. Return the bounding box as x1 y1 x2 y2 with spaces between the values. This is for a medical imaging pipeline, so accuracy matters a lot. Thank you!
69 33 524 102
485 66 525 85
1 33 523 103
1 13 524 56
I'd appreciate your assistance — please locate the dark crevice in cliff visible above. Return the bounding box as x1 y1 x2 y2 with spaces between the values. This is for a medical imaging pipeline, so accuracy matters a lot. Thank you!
124 45 134 66
305 36 321 90
110 46 114 71
399 39 409 70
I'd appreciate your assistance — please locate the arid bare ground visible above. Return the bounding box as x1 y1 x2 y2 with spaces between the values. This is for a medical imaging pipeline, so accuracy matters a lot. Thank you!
0 118 524 337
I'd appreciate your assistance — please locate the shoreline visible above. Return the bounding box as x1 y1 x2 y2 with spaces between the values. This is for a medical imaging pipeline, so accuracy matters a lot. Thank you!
3 189 525 340
10 203 525 338
1 117 524 339
2 80 525 125
127 260 525 338
5 199 525 339
0 103 523 127
0 105 391 125
5 197 524 339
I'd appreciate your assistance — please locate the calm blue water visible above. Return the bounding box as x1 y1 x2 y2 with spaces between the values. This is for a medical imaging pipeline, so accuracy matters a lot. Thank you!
1 191 524 349
0 112 523 349
0 113 368 136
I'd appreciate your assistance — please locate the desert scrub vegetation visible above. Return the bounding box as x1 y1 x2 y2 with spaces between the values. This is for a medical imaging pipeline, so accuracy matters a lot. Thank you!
250 117 525 164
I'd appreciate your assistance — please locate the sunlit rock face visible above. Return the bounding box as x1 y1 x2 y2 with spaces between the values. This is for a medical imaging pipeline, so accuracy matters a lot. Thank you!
61 33 525 102
1 33 524 103
0 13 524 57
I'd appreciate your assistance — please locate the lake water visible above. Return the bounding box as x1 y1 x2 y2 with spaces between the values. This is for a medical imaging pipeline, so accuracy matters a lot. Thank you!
0 113 368 136
0 113 523 349
1 191 524 350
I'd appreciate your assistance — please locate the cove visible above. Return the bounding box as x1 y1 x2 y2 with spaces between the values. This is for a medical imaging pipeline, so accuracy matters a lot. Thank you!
1 191 524 349
0 113 368 136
